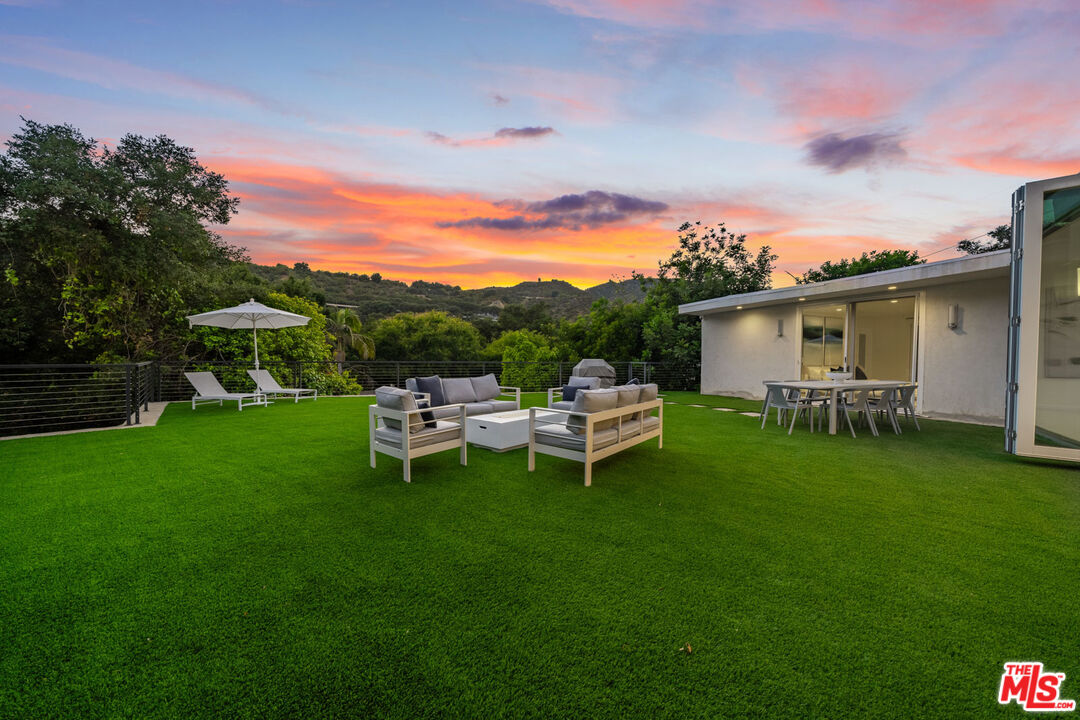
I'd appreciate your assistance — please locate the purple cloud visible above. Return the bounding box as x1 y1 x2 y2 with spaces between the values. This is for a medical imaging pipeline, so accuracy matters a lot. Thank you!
805 131 906 173
438 190 668 231
492 93 510 105
425 125 555 147
494 126 553 139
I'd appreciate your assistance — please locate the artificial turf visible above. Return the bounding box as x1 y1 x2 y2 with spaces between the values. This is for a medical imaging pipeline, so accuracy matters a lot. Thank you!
1 393 1078 718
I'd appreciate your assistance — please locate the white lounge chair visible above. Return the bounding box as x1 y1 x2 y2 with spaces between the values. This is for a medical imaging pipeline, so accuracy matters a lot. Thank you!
247 369 317 403
185 371 265 411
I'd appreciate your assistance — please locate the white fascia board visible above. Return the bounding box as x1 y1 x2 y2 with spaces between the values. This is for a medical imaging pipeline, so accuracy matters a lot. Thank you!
678 250 1011 316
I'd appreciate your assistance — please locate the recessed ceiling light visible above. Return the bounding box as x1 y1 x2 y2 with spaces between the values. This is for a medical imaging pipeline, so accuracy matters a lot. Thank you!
888 285 897 290
798 297 806 302
835 307 843 311
736 305 743 309
890 299 899 303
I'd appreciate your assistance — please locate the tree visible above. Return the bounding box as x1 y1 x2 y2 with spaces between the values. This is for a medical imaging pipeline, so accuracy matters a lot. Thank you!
959 224 1011 254
369 311 483 360
0 119 242 362
557 299 649 362
326 307 375 371
496 302 555 336
636 221 776 363
484 329 560 390
795 249 923 284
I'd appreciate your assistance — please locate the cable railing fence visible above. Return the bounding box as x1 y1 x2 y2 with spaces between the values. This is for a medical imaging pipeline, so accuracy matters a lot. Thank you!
1 360 699 437
0 362 152 438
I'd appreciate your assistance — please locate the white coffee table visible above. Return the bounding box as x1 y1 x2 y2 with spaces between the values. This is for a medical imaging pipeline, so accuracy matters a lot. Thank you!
466 408 558 452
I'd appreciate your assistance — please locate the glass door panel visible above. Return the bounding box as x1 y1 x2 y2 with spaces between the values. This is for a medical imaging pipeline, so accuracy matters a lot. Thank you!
1034 185 1080 448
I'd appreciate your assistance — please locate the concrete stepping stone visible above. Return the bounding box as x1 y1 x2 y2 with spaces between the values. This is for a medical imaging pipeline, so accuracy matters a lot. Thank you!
739 412 760 417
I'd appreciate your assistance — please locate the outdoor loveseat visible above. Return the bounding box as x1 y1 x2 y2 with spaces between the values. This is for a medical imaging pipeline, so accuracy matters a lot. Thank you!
405 373 520 418
529 383 662 486
545 374 603 410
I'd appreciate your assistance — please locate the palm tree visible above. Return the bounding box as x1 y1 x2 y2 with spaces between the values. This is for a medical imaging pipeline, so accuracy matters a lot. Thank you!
326 308 375 372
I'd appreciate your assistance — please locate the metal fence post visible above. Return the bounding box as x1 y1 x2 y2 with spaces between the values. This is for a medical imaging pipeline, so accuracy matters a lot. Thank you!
124 365 133 425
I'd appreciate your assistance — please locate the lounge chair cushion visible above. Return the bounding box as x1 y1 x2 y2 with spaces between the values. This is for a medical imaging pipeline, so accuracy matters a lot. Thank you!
612 385 641 421
375 386 422 433
470 373 501 402
442 377 477 404
567 375 601 390
414 375 446 407
485 400 518 413
464 402 494 416
534 425 619 451
567 388 619 435
375 420 461 449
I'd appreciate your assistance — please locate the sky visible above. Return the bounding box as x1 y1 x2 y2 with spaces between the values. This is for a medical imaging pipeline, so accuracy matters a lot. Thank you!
1 0 1078 289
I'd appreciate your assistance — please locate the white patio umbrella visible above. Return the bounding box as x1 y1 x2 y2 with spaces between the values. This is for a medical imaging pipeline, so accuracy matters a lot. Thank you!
186 299 310 370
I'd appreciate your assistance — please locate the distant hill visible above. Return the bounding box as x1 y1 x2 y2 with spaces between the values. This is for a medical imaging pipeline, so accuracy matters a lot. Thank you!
248 263 650 322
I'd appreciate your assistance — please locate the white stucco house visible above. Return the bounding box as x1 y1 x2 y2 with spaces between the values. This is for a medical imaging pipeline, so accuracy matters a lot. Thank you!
678 250 1011 425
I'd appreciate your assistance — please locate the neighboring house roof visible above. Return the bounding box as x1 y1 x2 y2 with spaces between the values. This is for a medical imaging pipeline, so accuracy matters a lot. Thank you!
678 250 1011 316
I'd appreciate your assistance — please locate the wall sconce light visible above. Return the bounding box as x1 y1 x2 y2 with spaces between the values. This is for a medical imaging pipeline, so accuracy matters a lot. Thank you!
777 318 784 337
947 304 959 329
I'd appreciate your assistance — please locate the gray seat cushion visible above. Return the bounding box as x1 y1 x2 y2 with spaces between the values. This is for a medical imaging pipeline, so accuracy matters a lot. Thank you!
470 373 501 402
375 420 461 449
567 388 619 435
568 375 601 389
619 415 660 437
375 386 421 433
485 399 518 413
550 400 574 411
464 402 494 416
431 406 461 420
442 377 477 404
534 425 619 451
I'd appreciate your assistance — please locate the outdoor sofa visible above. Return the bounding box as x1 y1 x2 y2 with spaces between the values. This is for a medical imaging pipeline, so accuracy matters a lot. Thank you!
529 383 662 486
369 386 467 483
405 373 520 418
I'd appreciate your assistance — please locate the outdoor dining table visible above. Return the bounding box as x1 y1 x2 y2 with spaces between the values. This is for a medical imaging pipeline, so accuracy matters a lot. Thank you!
763 380 911 435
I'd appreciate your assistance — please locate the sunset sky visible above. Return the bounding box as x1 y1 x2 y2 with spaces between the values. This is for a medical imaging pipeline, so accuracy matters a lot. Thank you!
2 0 1078 288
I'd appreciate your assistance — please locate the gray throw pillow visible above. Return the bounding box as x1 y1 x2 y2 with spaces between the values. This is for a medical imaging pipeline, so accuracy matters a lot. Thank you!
567 388 619 435
442 377 477 404
375 386 421 433
567 375 601 389
415 375 445 407
470 373 501 402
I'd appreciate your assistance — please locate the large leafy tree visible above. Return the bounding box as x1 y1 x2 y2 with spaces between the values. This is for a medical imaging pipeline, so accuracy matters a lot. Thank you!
557 298 649 362
369 311 483 360
0 119 242 362
637 221 776 363
795 249 923 284
958 224 1011 254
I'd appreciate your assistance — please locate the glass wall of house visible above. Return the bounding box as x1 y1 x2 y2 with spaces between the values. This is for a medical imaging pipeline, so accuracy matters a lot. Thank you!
1034 184 1080 449
851 297 917 381
800 304 846 380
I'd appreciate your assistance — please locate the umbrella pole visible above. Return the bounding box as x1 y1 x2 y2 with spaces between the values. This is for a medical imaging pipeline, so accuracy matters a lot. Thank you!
253 320 259 371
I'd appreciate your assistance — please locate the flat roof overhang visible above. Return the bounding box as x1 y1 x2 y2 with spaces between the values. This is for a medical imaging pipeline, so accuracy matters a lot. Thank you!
678 250 1011 316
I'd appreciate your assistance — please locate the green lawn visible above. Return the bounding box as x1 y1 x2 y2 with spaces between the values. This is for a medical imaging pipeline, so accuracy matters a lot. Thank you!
2 394 1078 718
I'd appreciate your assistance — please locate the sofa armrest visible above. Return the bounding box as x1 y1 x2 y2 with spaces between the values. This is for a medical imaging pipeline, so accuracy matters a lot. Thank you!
498 385 521 408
